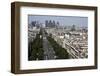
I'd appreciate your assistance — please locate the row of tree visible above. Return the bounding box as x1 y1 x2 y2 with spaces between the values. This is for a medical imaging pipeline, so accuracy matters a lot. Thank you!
28 29 44 60
47 35 69 59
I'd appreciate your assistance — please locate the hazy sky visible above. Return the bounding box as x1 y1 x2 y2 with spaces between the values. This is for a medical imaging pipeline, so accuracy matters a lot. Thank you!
28 15 88 27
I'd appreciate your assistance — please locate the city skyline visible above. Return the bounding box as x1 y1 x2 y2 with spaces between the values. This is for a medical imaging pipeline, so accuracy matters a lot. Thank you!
28 15 88 61
28 15 88 27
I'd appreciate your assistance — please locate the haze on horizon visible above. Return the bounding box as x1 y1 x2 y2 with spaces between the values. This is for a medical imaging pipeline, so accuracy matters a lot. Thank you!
28 15 88 27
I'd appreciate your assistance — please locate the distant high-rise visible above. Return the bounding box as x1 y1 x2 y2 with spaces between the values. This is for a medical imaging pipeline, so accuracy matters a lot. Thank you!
57 21 59 26
45 20 49 27
71 25 76 31
45 20 59 27
31 21 36 27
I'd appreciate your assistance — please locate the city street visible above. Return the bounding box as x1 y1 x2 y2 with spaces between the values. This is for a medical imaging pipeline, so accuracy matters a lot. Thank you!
42 29 56 60
28 16 88 60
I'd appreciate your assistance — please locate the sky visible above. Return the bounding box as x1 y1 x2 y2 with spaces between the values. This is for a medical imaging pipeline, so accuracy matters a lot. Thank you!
28 15 88 27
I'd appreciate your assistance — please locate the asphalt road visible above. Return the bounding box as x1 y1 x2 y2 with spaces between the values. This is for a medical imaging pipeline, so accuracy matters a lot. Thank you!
42 30 56 60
